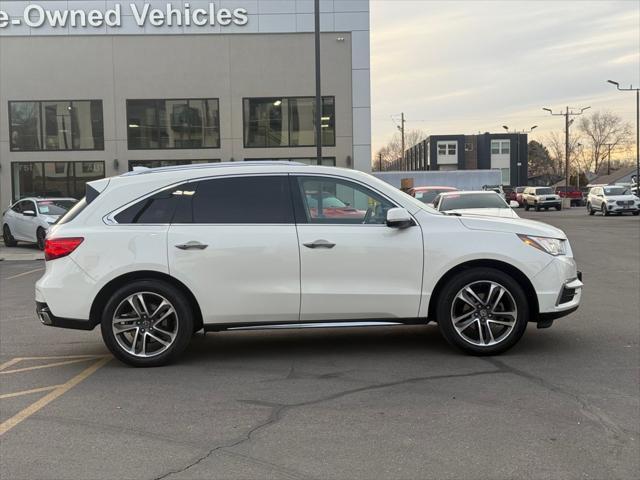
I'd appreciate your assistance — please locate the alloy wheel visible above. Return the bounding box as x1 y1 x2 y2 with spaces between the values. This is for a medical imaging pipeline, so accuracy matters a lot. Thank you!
112 292 179 358
450 281 518 347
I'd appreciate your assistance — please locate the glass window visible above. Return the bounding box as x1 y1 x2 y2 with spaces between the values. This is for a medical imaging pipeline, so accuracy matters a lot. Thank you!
492 139 510 155
243 97 335 148
115 187 189 224
187 176 293 224
11 162 105 202
501 168 510 185
296 176 394 225
36 199 78 216
9 100 103 151
127 99 220 150
437 142 456 156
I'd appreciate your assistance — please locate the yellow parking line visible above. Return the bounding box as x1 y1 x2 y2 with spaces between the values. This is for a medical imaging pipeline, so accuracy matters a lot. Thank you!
0 358 23 372
0 385 63 400
0 356 111 436
5 268 44 281
0 357 103 375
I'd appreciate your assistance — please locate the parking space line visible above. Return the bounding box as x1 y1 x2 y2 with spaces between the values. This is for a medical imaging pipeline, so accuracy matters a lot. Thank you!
0 356 111 436
0 357 105 375
0 385 63 400
0 358 23 372
4 268 44 281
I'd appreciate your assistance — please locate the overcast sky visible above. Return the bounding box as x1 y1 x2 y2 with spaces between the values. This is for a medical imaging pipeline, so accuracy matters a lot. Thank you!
370 0 640 157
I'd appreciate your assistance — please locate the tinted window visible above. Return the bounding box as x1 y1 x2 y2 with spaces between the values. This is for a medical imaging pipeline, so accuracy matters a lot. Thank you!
189 176 293 224
603 187 630 196
296 176 394 224
536 188 554 195
37 200 77 216
115 186 193 224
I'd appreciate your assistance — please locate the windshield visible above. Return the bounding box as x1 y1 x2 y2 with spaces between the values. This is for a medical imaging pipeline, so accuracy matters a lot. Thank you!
439 193 509 211
37 200 77 216
415 189 452 204
603 187 630 196
515 187 525 193
536 188 554 195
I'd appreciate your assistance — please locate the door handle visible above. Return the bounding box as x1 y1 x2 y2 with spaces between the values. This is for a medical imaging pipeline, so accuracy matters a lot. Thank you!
175 241 208 250
303 239 336 249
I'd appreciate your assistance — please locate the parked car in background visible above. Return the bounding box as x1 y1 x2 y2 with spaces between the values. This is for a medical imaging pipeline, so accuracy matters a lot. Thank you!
408 186 458 205
3 198 78 250
515 187 526 206
502 186 517 203
432 191 521 219
522 187 562 211
586 186 640 216
36 162 582 366
555 186 583 207
482 184 505 199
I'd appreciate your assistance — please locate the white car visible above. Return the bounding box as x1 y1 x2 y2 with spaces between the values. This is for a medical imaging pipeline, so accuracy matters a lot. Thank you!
586 185 640 216
36 163 582 367
2 197 78 250
432 191 520 219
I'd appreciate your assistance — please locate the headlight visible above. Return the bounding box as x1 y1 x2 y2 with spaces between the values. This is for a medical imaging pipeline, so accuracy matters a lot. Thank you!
518 234 567 256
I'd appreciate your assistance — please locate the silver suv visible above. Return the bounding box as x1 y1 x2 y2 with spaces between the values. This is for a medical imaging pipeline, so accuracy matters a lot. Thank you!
522 187 562 211
586 186 640 216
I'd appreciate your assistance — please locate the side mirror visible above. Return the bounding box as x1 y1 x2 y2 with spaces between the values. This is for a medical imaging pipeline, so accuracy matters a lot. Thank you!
386 208 413 229
23 210 36 217
509 200 519 208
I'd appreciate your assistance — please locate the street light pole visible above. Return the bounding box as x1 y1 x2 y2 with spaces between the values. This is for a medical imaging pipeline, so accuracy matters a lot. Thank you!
608 81 640 193
502 125 537 186
314 0 322 166
543 106 590 189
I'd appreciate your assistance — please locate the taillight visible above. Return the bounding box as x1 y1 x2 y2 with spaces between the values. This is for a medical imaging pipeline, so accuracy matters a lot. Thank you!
44 237 84 261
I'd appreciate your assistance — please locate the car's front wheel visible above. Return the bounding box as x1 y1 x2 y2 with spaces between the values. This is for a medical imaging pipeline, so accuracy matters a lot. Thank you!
100 280 194 367
587 203 594 215
3 224 17 247
436 268 529 355
602 204 609 216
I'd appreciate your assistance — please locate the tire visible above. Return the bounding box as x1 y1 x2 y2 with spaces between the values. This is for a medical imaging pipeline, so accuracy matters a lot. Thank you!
524 202 530 211
544 207 549 211
36 228 46 251
633 212 639 216
602 204 609 216
100 280 194 367
556 205 562 211
2 224 17 247
587 203 594 215
436 268 529 356
535 205 540 212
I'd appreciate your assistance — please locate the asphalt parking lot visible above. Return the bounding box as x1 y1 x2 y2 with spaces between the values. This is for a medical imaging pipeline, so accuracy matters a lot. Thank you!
1 208 638 480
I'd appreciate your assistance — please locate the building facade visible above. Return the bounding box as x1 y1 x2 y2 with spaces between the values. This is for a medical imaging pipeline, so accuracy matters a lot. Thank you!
0 0 371 206
400 133 529 186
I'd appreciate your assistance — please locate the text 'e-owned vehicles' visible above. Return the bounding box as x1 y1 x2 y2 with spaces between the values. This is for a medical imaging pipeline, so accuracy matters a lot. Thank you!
36 163 582 366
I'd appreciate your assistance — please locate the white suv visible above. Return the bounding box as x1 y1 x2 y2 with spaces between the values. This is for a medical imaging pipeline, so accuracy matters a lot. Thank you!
36 163 583 366
522 187 562 211
586 185 640 216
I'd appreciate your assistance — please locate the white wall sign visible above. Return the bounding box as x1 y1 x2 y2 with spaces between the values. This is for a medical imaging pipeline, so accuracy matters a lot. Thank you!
0 3 249 29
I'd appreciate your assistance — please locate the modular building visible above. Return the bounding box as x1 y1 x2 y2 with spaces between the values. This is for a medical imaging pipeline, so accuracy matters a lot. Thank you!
0 0 371 206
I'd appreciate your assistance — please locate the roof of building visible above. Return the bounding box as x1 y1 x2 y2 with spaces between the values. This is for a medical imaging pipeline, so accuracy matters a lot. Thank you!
588 165 638 186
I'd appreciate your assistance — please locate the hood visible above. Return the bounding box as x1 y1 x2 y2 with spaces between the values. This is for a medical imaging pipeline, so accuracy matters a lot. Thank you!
447 208 519 219
459 216 566 239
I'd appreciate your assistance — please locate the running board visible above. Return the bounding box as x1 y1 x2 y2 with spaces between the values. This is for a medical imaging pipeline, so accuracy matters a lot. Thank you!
203 320 423 333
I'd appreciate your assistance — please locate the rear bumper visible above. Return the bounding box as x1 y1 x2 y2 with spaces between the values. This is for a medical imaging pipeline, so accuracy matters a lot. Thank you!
36 301 95 330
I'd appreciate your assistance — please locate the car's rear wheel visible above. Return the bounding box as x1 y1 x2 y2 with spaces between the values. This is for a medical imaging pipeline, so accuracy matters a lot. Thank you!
524 202 530 211
535 205 540 212
633 212 639 216
556 205 562 211
436 268 529 355
100 280 193 367
2 224 17 247
36 228 46 251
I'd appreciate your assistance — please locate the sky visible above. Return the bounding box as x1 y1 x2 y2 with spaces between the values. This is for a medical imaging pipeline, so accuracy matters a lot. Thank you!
369 0 640 158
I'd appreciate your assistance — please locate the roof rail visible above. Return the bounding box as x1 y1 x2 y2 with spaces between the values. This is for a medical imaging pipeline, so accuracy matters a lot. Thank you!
121 161 307 176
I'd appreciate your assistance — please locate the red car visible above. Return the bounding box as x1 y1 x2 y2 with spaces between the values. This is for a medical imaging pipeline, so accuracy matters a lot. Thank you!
305 193 367 219
409 186 458 205
555 186 583 207
515 186 526 206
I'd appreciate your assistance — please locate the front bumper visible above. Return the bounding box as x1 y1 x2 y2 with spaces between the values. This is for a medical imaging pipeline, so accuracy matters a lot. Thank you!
607 204 639 213
532 253 583 326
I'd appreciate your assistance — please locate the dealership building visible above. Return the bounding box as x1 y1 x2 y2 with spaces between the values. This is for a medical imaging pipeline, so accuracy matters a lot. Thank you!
0 0 371 206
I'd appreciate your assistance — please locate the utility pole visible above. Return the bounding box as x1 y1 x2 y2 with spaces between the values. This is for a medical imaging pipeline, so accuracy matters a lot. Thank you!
608 81 640 194
543 106 591 189
314 0 322 166
397 113 406 170
378 152 383 172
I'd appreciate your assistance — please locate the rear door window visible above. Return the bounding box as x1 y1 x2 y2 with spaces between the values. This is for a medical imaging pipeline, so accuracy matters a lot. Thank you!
114 184 194 224
185 176 294 224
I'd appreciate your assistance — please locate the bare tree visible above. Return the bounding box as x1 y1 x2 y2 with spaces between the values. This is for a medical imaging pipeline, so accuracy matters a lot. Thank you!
544 131 582 177
374 129 426 170
577 111 633 173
